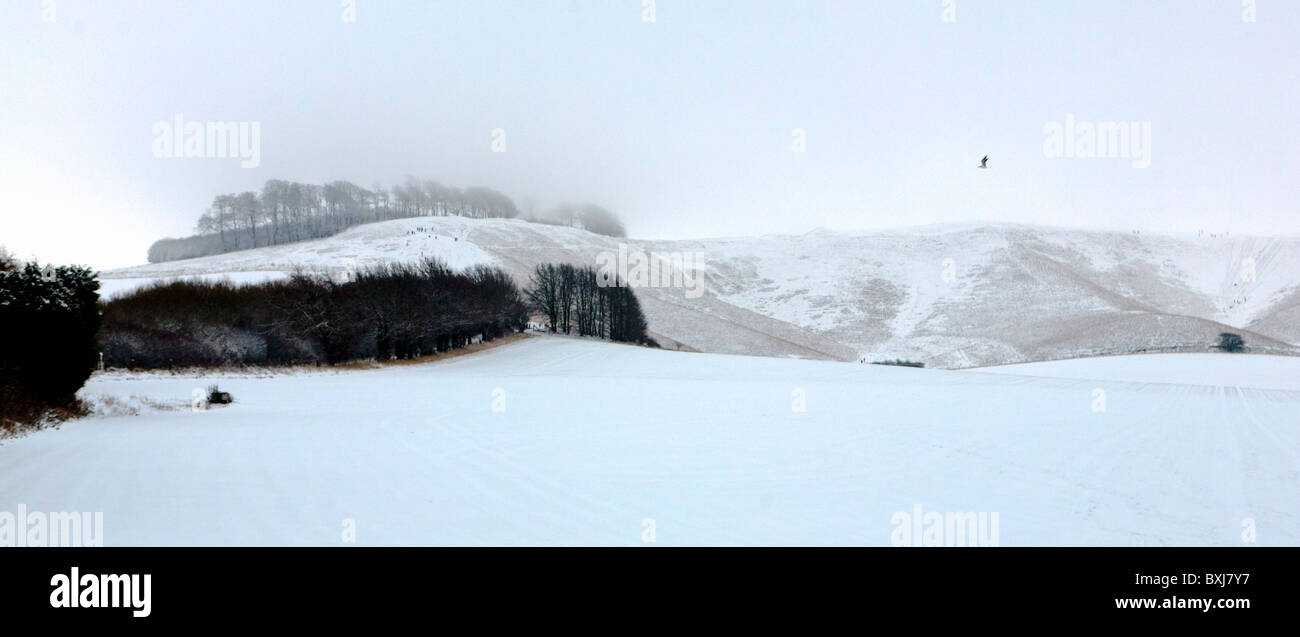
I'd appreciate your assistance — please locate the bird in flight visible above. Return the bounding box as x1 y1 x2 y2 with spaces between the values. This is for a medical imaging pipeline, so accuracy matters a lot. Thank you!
978 155 989 169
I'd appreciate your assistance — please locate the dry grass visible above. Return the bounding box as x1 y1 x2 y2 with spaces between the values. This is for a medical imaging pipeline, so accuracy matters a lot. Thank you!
0 397 89 439
334 332 533 370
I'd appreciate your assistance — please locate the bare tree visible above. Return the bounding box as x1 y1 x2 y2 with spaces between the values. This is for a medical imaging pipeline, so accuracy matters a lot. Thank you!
526 264 562 332
237 191 260 248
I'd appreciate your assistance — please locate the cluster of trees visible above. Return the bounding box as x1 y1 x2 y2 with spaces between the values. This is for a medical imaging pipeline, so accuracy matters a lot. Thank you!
525 263 651 344
526 203 627 238
149 178 631 263
0 250 101 431
2 236 659 430
148 178 522 262
99 258 528 369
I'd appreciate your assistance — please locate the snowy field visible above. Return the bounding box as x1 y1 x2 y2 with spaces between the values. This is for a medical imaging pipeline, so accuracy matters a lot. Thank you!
1 337 1296 546
978 353 1300 392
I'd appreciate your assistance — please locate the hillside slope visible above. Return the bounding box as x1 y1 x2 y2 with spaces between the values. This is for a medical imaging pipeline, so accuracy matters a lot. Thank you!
102 218 1300 367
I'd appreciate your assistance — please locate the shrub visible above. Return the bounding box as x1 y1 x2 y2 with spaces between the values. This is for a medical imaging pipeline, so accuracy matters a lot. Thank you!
1217 333 1245 353
206 385 233 405
0 260 101 430
872 359 925 368
99 259 529 369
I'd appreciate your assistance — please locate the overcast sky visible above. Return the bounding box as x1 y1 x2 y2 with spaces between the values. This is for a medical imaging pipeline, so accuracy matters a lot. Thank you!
2 0 1297 269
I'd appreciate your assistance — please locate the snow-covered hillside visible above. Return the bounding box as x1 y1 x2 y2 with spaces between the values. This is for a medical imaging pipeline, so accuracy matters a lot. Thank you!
101 218 1300 367
2 337 1295 545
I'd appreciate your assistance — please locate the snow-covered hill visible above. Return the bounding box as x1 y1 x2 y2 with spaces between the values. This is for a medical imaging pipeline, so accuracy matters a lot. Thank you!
102 217 1300 367
2 337 1296 545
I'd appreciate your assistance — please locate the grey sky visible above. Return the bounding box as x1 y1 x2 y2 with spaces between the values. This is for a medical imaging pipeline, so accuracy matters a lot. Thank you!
1 0 1297 269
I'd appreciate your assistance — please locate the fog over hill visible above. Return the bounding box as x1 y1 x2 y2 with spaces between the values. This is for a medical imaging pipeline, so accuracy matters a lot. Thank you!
102 217 1300 368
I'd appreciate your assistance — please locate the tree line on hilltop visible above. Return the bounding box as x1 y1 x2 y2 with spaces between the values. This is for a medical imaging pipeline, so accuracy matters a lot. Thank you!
147 177 628 263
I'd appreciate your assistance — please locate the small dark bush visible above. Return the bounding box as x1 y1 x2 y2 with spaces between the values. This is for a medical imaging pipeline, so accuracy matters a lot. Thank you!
1217 332 1245 353
206 385 233 405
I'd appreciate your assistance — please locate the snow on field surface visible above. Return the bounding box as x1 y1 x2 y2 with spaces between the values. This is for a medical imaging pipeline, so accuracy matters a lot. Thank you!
975 353 1300 392
2 338 1296 546
101 217 1300 367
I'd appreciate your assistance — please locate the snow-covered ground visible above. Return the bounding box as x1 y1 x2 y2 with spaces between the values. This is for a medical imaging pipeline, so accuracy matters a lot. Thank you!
977 353 1300 392
98 271 290 300
100 217 1300 367
2 337 1295 546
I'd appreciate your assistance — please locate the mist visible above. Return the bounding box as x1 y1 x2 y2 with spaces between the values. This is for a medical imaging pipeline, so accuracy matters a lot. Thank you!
2 0 1297 270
